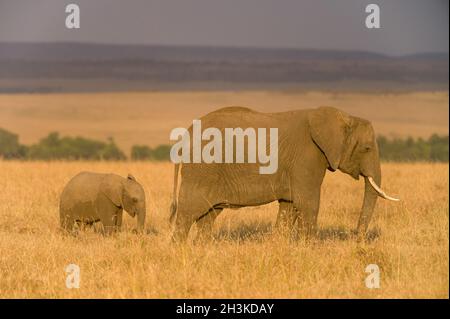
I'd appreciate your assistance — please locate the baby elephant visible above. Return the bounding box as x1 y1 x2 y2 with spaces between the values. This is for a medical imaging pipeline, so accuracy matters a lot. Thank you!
60 172 146 234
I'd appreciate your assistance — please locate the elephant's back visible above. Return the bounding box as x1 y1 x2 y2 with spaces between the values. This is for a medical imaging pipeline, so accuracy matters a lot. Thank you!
60 172 102 211
207 106 255 115
194 106 273 130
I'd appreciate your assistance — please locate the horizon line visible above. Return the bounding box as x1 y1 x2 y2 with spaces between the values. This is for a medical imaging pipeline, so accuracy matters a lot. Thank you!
1 40 448 58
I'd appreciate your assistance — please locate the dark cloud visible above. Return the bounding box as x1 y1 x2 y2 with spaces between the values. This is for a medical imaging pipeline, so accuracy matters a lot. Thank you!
0 0 447 55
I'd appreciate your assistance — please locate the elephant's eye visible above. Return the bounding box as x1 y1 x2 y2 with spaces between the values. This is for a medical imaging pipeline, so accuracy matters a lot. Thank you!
132 197 138 203
362 145 371 153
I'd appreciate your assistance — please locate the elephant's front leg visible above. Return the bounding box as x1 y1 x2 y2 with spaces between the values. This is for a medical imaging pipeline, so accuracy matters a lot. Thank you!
103 209 123 234
172 208 195 243
114 209 123 232
294 188 321 239
102 218 121 235
97 199 123 235
101 219 117 235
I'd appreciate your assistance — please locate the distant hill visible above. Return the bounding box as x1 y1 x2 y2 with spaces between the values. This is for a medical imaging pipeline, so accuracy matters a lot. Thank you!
0 42 448 93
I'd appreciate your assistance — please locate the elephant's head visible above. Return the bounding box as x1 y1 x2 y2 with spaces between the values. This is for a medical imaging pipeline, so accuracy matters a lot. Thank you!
308 107 399 236
103 174 146 232
121 174 146 232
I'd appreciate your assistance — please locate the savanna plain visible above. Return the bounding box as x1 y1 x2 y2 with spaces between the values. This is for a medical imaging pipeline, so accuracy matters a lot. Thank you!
0 91 448 298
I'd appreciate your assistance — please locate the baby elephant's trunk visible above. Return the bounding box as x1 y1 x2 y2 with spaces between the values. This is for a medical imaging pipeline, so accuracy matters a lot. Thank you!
136 205 146 232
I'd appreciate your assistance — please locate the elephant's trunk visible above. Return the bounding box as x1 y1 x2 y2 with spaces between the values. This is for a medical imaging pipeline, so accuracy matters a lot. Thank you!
356 158 381 237
356 146 400 238
136 205 146 233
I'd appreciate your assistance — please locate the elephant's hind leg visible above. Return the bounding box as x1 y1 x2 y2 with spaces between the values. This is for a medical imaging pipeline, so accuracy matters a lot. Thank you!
194 208 223 243
294 189 321 240
171 207 196 243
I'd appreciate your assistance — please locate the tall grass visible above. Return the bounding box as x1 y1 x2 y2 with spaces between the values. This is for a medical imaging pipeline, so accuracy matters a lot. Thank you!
0 161 447 298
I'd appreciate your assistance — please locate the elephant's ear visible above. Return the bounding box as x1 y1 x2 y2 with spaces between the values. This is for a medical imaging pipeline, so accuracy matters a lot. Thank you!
100 175 123 208
308 107 352 171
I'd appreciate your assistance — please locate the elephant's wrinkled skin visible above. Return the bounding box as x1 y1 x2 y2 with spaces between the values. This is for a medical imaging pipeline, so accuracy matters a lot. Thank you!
60 172 146 234
170 106 398 242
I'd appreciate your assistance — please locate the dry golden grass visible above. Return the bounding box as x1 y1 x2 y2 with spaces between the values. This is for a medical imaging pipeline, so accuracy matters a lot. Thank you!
0 161 447 298
0 91 448 153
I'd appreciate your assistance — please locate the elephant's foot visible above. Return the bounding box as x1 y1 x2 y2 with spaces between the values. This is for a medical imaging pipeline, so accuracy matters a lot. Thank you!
292 191 320 242
355 228 369 243
171 218 193 243
171 227 190 243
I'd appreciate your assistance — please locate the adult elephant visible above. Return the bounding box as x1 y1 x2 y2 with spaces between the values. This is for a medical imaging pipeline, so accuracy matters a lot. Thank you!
170 106 399 242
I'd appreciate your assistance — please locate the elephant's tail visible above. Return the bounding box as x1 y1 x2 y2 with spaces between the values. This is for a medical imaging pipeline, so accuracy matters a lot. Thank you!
169 163 180 224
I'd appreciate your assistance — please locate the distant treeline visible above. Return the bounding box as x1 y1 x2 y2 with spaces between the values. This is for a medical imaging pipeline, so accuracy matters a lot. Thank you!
0 128 448 162
0 129 126 161
377 135 448 162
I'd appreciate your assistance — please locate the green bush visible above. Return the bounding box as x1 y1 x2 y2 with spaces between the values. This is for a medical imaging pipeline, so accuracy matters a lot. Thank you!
22 132 126 160
1 127 448 162
377 134 448 162
131 145 153 160
100 137 127 161
150 145 171 161
131 144 171 161
0 128 28 159
131 136 449 162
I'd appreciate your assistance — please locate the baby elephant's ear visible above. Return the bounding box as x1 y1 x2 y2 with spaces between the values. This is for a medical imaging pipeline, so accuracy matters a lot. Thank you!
100 176 123 208
127 174 136 181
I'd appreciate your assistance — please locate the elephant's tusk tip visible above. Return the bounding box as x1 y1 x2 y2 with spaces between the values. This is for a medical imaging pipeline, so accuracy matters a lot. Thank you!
367 176 400 202
385 196 400 202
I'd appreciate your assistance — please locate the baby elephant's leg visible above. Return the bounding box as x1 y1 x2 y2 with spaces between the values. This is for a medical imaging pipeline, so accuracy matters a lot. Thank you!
101 221 118 235
95 192 123 235
115 210 123 232
60 213 77 235
100 210 123 235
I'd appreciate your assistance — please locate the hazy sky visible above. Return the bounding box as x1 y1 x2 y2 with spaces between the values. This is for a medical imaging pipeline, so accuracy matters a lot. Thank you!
0 0 448 55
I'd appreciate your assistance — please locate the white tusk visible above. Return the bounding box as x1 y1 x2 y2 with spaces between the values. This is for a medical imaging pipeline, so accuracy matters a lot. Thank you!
367 176 400 202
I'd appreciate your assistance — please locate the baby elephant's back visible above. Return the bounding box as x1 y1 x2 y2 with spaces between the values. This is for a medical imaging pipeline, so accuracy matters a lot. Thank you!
60 172 103 211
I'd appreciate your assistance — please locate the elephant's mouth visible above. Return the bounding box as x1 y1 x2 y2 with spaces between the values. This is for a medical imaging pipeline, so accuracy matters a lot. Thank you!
364 175 400 202
127 210 136 217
